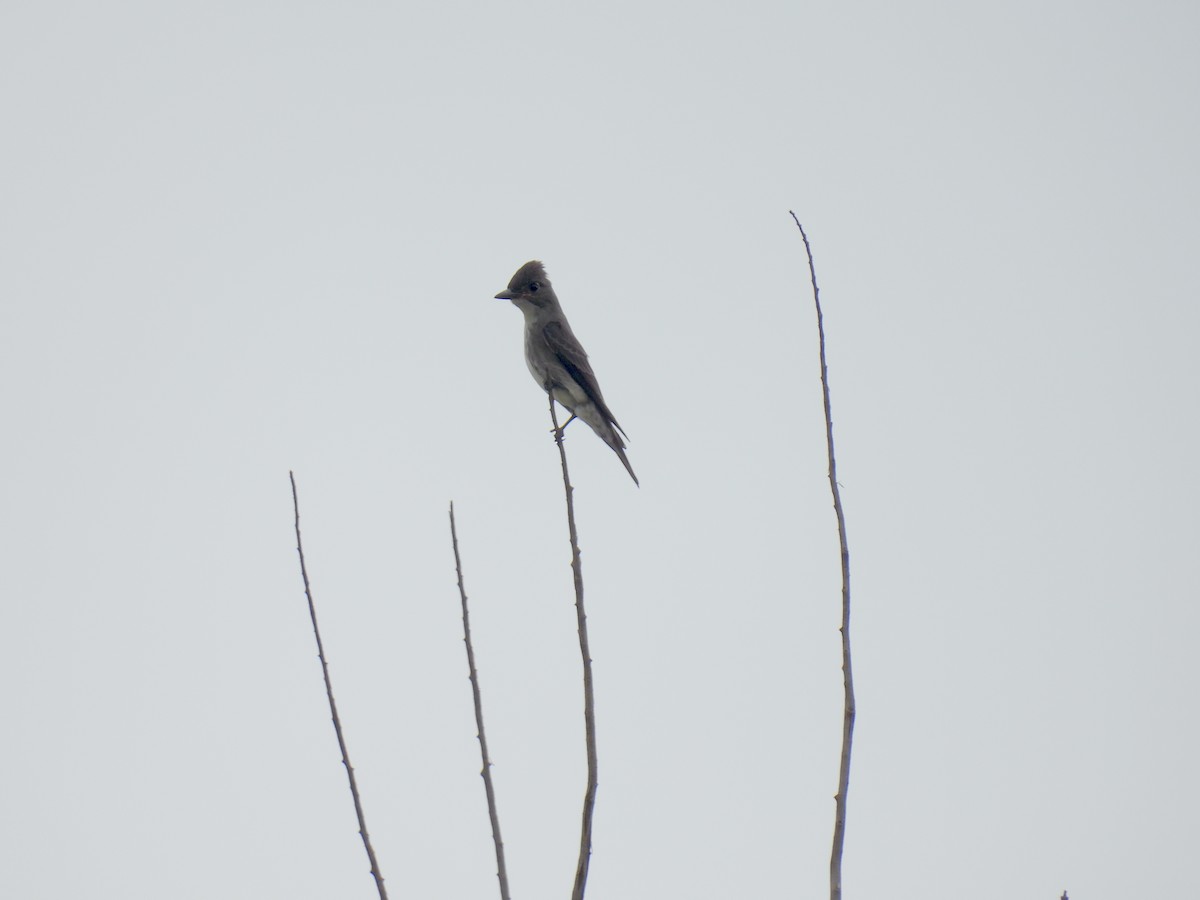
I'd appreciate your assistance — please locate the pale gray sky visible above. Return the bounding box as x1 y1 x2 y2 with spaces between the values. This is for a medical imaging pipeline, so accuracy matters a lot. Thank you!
2 1 1197 898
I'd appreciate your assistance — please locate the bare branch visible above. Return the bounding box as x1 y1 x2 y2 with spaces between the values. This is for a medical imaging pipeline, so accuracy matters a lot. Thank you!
289 471 389 900
787 214 856 900
448 502 512 900
547 395 600 900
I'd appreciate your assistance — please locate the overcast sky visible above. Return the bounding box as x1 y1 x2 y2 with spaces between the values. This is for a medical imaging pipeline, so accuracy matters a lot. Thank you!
2 1 1197 898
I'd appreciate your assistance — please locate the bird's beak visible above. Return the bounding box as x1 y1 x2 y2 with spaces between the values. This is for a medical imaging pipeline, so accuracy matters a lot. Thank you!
494 290 515 300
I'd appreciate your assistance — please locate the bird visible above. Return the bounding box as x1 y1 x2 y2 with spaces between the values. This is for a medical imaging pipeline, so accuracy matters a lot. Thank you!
495 260 639 486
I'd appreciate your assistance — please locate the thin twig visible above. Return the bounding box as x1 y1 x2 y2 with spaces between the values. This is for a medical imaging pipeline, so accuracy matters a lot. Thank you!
547 396 600 900
787 213 856 900
448 502 512 900
289 471 389 900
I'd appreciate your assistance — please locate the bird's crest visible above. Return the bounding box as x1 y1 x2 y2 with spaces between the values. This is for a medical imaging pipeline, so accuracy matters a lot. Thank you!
506 259 549 293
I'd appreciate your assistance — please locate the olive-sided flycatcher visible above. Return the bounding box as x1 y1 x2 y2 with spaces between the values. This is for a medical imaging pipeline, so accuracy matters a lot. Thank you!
495 260 638 486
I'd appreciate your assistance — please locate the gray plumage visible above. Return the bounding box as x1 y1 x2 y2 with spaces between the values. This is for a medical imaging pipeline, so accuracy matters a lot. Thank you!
495 260 638 486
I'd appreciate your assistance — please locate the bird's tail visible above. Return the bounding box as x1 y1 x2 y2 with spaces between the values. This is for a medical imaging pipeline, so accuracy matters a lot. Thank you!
598 425 639 486
610 441 639 486
573 401 640 486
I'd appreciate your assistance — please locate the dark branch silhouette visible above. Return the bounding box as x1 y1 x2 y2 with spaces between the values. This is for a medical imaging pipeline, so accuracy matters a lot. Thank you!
788 214 856 900
289 471 388 900
547 395 600 900
448 502 512 900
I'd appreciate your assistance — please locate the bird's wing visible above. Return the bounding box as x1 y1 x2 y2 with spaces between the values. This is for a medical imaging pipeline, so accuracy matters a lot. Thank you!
543 320 595 387
542 320 627 439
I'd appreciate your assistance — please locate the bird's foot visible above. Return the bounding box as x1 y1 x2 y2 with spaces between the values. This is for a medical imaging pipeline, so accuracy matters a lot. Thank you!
550 413 577 438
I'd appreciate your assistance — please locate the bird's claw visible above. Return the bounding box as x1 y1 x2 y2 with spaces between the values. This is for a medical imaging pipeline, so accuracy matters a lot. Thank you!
550 413 578 438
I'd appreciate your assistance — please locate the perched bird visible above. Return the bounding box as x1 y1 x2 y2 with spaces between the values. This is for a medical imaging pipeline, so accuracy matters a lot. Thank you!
495 260 639 486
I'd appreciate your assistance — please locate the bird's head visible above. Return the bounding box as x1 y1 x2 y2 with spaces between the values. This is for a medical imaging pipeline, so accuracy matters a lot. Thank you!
495 260 554 309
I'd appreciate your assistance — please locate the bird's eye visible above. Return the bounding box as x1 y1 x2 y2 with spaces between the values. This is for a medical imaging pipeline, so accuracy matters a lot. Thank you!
529 281 540 292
